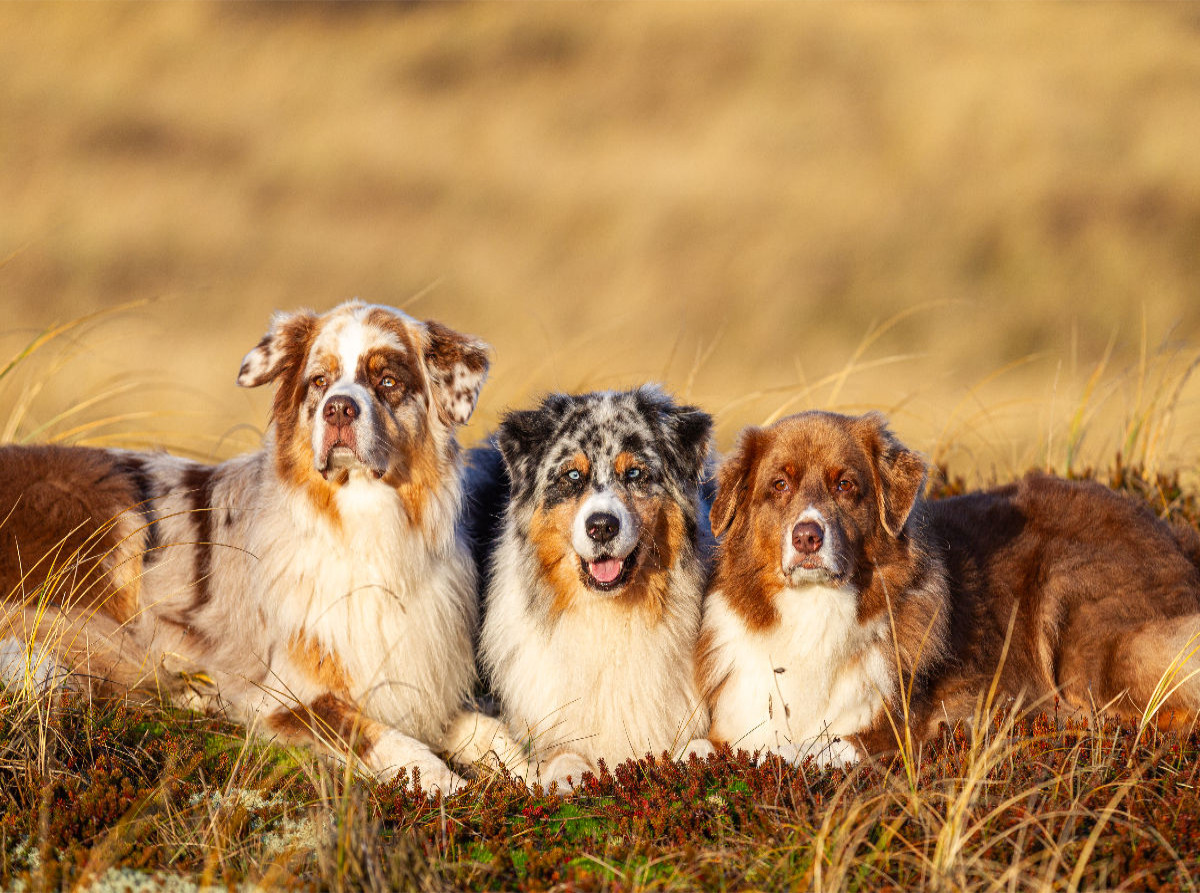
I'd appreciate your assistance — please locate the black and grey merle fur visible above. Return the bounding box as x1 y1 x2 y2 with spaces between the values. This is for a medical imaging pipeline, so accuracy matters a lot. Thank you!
474 386 715 789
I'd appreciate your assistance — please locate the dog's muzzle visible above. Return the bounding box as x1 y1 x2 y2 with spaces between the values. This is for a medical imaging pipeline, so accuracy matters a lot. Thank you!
574 493 641 591
782 511 843 583
316 394 384 480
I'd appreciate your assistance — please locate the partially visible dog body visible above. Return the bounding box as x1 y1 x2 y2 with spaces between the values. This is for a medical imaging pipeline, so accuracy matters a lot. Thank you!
699 410 1200 765
477 387 715 789
0 301 520 793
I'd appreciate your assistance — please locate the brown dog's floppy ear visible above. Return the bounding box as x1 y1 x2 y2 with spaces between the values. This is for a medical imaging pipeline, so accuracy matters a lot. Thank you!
710 427 765 538
237 310 318 388
423 320 491 426
857 411 927 538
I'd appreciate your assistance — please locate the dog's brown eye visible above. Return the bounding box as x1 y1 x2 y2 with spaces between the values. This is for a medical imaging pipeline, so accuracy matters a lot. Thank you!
837 479 855 493
311 374 328 390
772 479 789 493
379 375 397 390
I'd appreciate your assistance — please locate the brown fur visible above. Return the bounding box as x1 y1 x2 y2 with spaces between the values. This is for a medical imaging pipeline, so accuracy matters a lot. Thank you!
268 692 380 759
289 631 353 698
614 496 688 622
530 501 584 619
0 445 144 623
708 410 1200 755
268 311 344 526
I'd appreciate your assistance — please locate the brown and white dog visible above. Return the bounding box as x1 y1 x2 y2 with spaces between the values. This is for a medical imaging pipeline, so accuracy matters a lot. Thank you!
0 300 519 793
699 410 1200 765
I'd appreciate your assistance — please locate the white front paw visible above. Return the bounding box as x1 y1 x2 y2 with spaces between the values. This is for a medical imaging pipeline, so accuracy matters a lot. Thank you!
370 730 465 796
810 736 861 768
414 761 465 797
538 752 592 795
679 737 716 761
773 737 860 769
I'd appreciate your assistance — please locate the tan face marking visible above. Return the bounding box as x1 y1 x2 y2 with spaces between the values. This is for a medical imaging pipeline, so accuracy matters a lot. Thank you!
530 500 585 619
248 303 485 530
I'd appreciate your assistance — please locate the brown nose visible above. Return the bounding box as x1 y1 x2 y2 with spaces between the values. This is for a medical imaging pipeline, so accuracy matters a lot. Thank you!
323 396 360 427
792 520 823 554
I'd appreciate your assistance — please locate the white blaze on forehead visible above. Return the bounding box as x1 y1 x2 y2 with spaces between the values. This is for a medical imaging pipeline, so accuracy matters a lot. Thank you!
306 311 410 475
307 313 408 385
572 490 640 561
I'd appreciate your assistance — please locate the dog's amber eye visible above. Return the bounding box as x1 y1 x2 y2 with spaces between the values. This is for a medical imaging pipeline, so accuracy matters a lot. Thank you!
772 479 789 493
379 375 397 390
837 479 855 493
311 374 328 390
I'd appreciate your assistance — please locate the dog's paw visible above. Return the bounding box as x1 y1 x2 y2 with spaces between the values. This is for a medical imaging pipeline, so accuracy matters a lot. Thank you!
809 736 861 769
442 709 531 781
370 730 465 797
678 737 716 761
773 737 861 769
416 763 466 798
537 752 592 796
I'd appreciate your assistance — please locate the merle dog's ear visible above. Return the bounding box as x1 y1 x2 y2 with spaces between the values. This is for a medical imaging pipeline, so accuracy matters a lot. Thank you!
423 320 491 427
710 426 765 539
237 309 319 388
636 387 714 484
664 405 714 484
856 411 926 538
495 394 573 500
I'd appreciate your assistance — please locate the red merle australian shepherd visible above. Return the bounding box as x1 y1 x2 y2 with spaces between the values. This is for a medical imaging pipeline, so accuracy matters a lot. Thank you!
0 300 520 794
699 410 1200 765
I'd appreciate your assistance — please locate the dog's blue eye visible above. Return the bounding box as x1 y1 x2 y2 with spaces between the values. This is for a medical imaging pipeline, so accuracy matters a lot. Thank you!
566 469 581 482
625 467 642 482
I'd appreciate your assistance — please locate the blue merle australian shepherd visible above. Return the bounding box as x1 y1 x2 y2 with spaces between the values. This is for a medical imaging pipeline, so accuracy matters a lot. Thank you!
471 387 715 790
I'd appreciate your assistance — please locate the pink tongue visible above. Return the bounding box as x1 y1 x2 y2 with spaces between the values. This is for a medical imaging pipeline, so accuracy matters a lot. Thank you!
588 558 624 584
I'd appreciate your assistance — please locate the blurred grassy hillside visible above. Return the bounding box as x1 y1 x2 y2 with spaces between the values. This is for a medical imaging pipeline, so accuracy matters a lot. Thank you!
1 2 1199 482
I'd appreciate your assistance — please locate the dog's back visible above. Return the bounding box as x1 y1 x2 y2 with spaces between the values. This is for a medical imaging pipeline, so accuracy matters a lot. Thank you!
920 472 1200 729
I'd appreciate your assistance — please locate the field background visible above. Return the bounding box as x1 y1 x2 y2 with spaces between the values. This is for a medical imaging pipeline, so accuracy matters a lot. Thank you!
2 2 1199 482
5 6 1200 891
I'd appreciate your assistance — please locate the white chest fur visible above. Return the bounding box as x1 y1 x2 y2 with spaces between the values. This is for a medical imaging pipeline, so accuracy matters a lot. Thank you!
706 583 894 762
482 532 707 766
250 476 475 742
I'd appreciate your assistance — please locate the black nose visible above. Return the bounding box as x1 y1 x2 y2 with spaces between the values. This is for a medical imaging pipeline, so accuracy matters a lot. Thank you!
323 396 360 426
792 520 823 555
586 512 620 544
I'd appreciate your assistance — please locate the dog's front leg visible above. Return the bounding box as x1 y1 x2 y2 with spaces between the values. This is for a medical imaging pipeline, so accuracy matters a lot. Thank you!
442 708 532 780
264 693 464 796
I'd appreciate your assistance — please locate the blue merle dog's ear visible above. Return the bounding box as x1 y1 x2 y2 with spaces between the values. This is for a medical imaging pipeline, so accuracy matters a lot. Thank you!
237 309 319 388
635 387 713 484
495 394 573 501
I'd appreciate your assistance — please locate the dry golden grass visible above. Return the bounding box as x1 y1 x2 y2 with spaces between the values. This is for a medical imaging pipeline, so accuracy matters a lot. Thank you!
5 9 1200 889
2 3 1200 475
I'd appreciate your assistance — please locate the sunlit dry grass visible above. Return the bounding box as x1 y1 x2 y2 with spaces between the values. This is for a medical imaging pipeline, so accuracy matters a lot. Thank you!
3 311 1200 891
4 3 1200 889
2 2 1200 472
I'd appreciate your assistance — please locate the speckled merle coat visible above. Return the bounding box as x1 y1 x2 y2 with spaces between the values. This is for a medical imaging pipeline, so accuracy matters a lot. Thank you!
0 301 522 795
475 386 715 788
